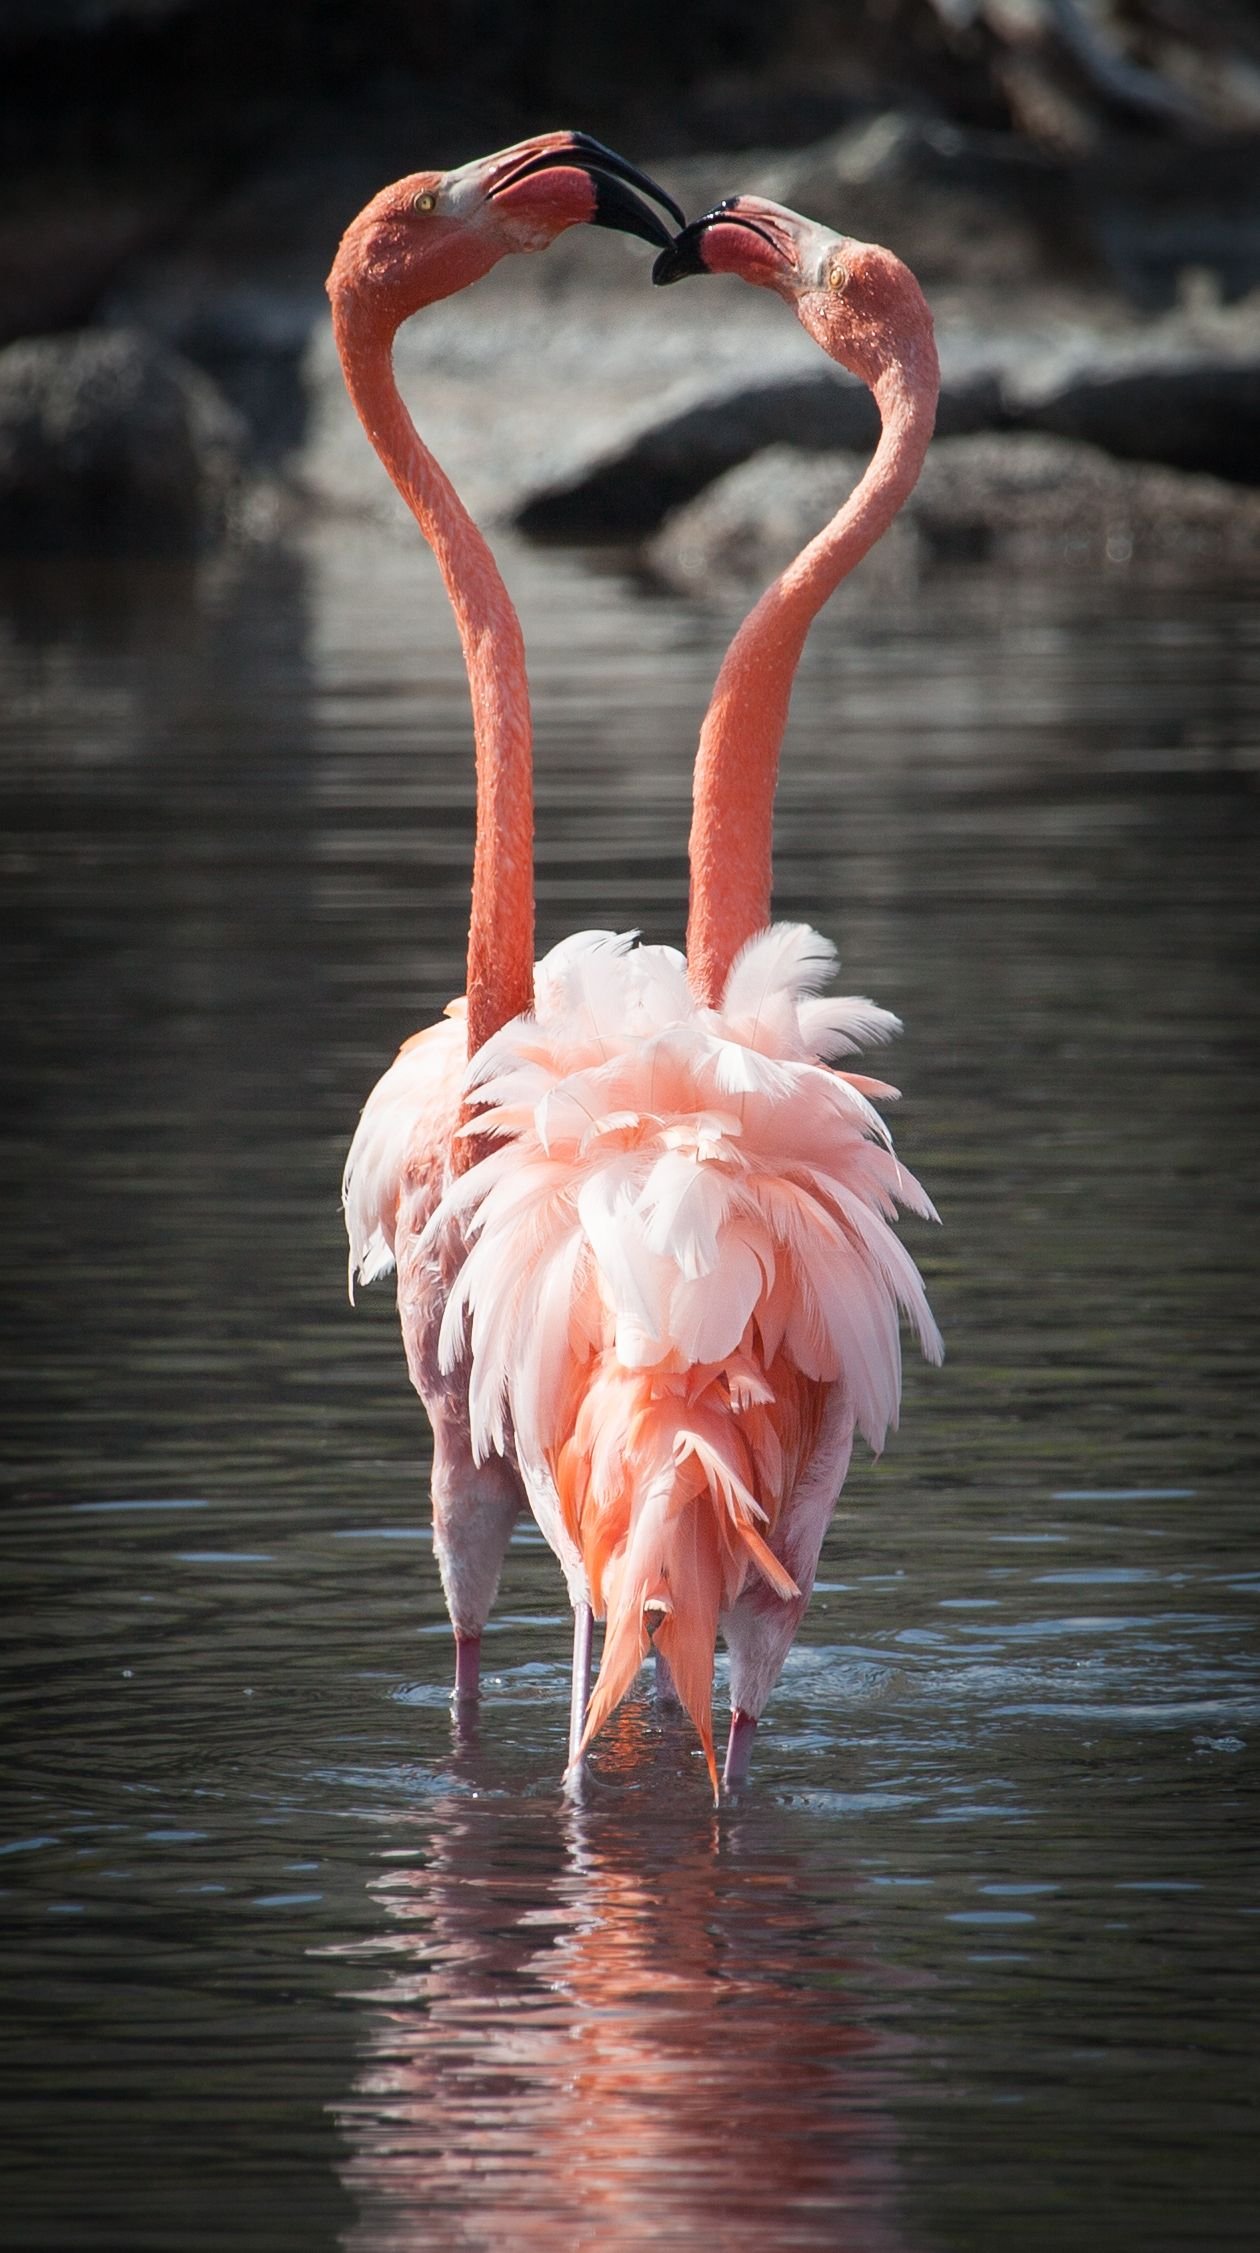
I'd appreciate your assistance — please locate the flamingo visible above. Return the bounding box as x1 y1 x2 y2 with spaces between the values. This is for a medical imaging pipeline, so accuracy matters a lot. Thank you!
335 134 683 1705
648 195 946 1785
428 199 943 1795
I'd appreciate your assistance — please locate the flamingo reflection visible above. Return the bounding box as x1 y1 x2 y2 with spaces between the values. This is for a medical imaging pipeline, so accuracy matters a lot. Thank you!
332 1708 911 2251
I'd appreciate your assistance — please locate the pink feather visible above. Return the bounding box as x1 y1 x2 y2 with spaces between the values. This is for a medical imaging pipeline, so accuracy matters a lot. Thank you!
427 922 941 1775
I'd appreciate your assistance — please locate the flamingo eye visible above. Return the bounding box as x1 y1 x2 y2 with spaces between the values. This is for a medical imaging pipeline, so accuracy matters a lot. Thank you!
412 191 437 214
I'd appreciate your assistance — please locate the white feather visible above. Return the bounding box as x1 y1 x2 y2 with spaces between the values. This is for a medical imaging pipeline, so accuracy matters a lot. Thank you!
722 924 838 1020
576 1157 669 1349
798 994 902 1058
640 1152 731 1278
669 1232 766 1365
342 1015 465 1300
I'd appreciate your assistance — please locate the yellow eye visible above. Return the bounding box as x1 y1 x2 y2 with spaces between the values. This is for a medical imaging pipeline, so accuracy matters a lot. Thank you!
827 259 847 291
412 191 436 214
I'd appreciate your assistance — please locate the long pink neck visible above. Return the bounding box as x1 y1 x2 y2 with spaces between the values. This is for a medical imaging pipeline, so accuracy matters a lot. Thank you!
333 298 534 1163
686 352 937 1006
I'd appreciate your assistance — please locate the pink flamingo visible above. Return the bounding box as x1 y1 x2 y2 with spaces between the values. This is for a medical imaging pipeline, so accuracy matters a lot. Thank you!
336 134 683 1703
430 199 943 1793
651 195 945 1785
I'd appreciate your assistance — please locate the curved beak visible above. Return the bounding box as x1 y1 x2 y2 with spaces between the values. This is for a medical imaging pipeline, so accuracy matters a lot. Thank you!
476 130 685 252
653 196 805 286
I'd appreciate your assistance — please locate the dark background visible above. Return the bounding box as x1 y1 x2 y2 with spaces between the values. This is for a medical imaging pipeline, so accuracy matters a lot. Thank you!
6 0 1260 344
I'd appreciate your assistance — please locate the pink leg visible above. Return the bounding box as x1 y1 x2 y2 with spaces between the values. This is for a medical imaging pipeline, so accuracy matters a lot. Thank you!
453 1633 481 1702
723 1708 758 1790
566 1602 593 1774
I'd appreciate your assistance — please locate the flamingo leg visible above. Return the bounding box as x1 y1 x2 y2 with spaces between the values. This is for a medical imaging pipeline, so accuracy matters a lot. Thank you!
453 1633 481 1701
654 1647 681 1706
567 1602 594 1772
723 1708 758 1790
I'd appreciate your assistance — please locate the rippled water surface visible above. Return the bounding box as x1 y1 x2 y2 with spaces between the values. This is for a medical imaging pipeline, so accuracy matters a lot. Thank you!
2 527 1258 2252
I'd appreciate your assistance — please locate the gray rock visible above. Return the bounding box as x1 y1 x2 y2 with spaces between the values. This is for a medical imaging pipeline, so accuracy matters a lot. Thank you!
514 372 870 540
514 366 1007 540
648 432 1260 592
1006 349 1260 484
514 310 1260 542
0 327 246 556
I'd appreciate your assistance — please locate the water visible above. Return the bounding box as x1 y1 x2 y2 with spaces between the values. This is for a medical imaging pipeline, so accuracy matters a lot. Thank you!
2 525 1258 2251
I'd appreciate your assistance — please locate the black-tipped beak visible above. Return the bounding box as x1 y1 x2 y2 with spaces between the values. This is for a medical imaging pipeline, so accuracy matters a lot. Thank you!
488 132 685 253
652 221 712 285
653 200 787 285
587 170 677 253
567 133 686 230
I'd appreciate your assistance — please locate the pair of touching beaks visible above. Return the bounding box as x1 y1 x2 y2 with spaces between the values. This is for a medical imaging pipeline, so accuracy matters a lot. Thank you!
489 128 797 284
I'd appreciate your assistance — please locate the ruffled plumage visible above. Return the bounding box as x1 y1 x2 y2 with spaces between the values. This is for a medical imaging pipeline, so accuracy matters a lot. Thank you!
341 1004 467 1300
427 923 941 1786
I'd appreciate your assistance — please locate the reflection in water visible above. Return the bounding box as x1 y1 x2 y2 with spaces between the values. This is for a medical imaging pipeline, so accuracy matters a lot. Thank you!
332 1711 908 2252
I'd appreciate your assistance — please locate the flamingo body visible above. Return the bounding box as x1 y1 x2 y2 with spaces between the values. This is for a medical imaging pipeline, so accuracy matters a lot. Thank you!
431 923 941 1791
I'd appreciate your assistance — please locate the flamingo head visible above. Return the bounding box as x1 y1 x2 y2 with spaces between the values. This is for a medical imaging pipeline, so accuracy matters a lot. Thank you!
653 195 935 398
329 132 683 330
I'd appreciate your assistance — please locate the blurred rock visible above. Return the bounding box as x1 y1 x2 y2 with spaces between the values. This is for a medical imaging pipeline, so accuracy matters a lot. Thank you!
0 192 194 348
515 372 873 540
0 328 246 556
743 112 1081 290
746 110 1260 309
1083 135 1260 307
1006 346 1260 486
514 366 1007 538
924 0 1260 148
512 310 1260 542
648 432 1260 593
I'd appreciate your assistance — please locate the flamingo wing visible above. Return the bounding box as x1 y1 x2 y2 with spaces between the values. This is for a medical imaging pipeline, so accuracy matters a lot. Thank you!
342 1007 467 1301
